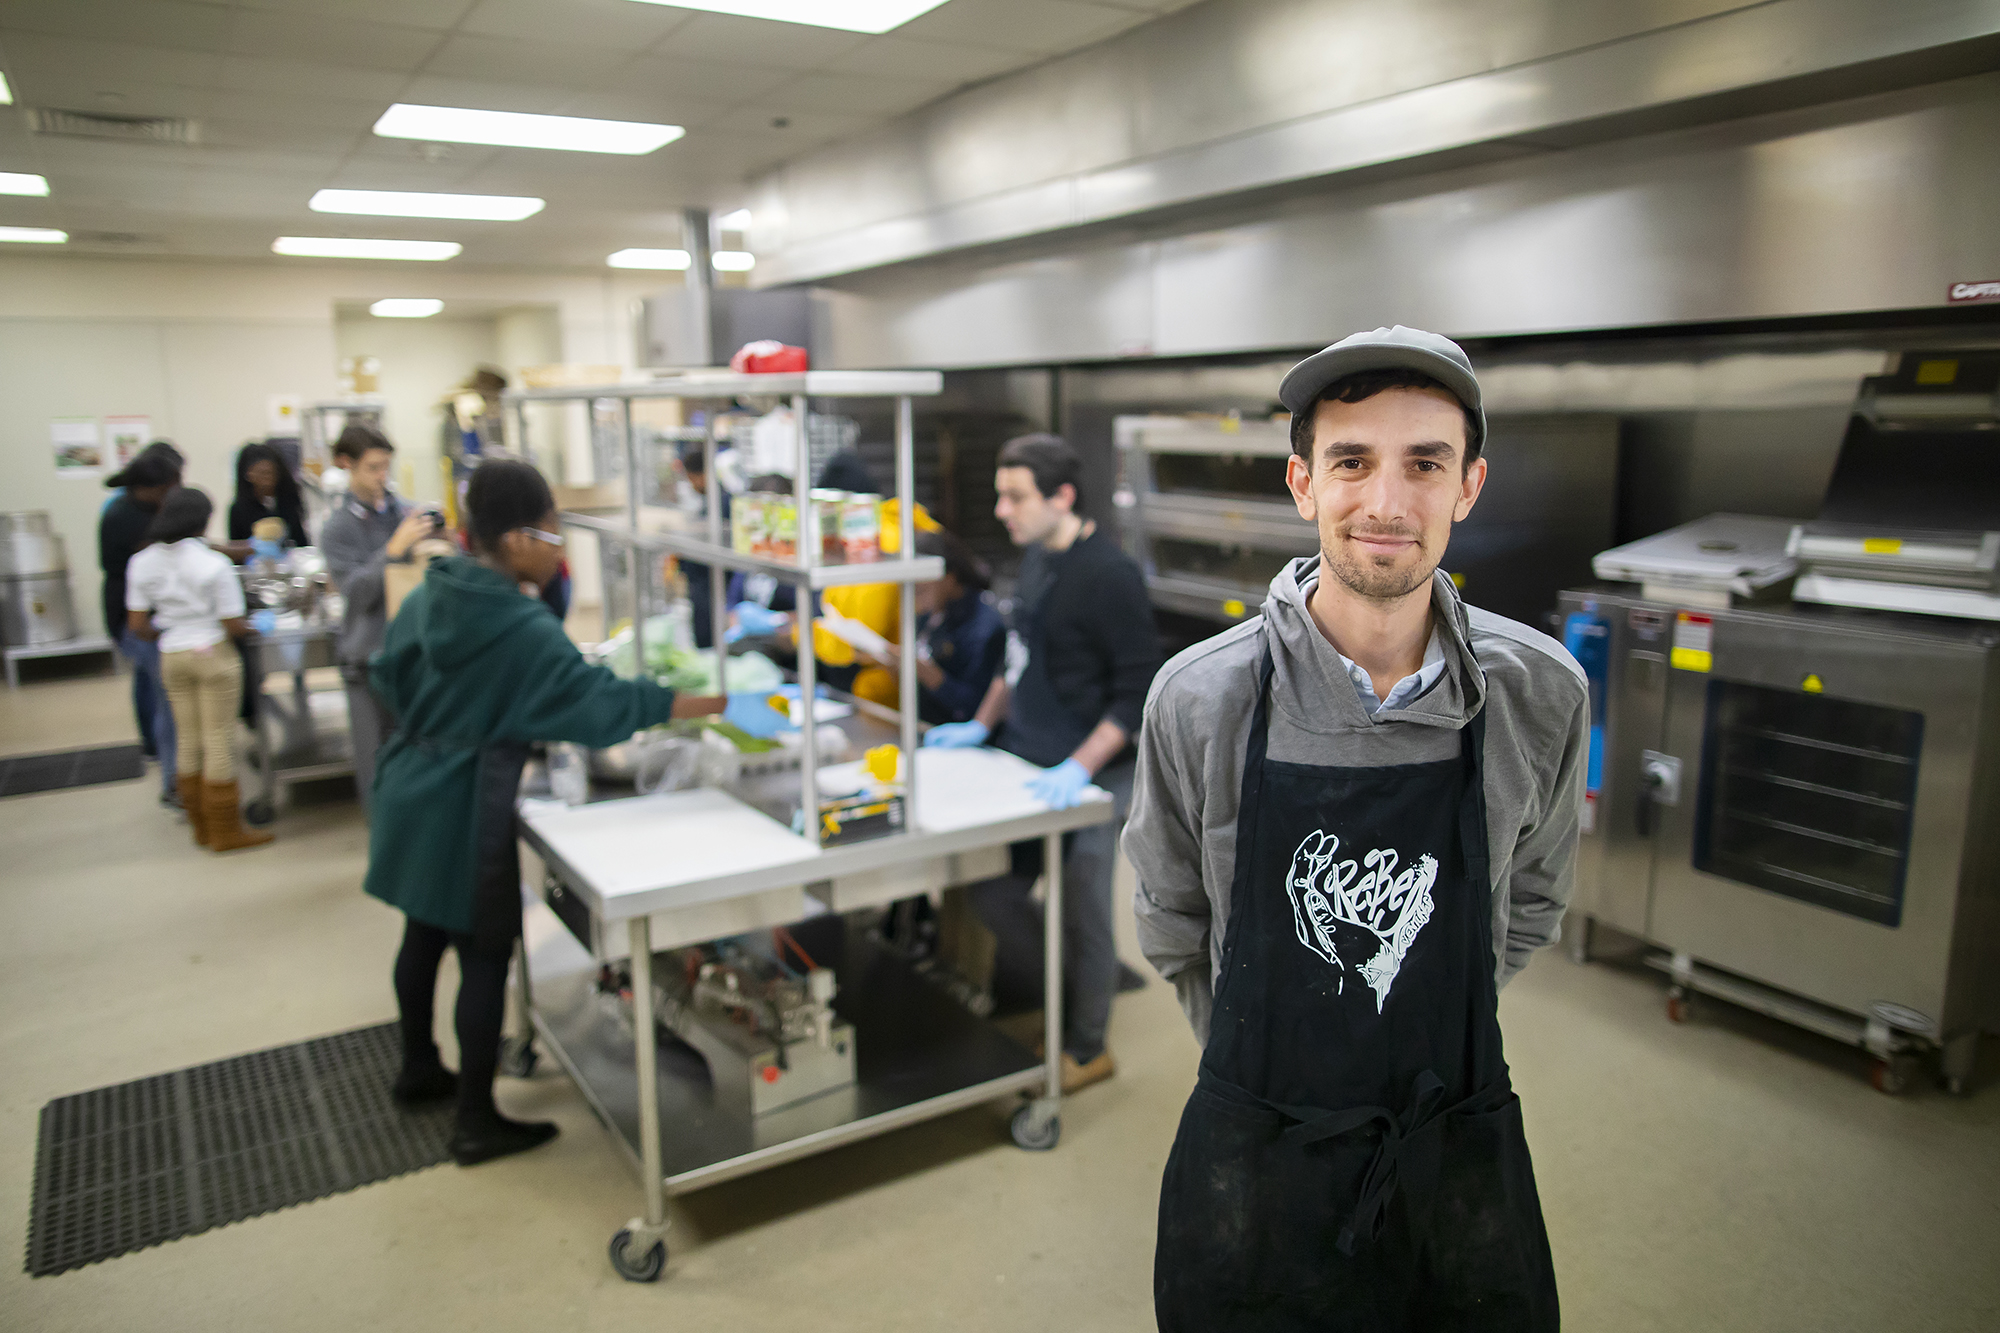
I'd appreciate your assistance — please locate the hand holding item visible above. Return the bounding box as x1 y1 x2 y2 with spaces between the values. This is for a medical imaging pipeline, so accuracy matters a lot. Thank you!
669 693 727 721
922 719 989 749
250 538 284 564
723 692 789 739
386 510 435 559
1025 757 1091 810
250 609 278 637
731 601 789 637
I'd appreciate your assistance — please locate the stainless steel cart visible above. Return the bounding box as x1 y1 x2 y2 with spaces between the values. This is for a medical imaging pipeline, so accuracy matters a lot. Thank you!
241 623 353 824
501 369 1106 1282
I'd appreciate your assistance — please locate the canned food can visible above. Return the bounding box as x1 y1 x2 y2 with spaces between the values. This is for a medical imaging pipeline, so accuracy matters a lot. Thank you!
732 492 764 554
810 488 847 561
765 497 798 560
841 493 881 563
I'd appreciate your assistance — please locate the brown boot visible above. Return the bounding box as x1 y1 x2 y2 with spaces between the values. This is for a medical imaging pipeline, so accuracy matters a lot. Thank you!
204 780 273 851
177 774 210 847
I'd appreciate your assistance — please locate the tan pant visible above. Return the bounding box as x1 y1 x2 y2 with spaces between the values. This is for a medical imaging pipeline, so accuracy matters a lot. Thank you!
162 646 242 782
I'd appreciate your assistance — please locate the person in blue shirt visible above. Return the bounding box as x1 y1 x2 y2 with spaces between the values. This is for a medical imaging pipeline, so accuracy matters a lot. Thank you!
904 529 1006 725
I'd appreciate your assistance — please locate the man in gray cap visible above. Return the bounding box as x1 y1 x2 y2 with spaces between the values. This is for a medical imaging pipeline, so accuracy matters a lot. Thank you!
1127 325 1582 1330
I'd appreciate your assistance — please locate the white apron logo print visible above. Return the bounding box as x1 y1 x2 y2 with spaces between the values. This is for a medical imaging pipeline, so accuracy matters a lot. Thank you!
1285 831 1437 1013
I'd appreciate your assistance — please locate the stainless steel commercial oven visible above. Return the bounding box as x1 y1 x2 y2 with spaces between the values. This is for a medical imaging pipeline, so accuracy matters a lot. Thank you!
1116 413 1617 628
1561 587 2000 1093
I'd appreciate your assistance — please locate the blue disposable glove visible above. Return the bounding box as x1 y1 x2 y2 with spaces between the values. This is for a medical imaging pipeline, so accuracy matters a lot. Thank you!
731 602 788 637
1026 757 1092 810
250 538 283 564
723 692 789 739
250 609 278 636
922 719 989 749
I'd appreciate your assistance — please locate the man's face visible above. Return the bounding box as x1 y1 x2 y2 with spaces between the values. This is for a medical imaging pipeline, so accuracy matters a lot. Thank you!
994 466 1069 547
1285 387 1486 603
350 447 393 504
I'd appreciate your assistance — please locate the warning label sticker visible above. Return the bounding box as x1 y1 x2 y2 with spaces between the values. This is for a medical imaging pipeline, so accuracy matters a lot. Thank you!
1671 612 1713 672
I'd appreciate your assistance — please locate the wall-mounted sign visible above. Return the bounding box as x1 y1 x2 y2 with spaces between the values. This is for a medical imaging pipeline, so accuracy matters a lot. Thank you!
1947 280 2000 303
51 418 102 477
103 415 152 469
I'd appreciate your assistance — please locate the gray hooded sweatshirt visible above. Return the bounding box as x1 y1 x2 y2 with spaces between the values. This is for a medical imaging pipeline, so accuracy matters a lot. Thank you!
1126 558 1588 1045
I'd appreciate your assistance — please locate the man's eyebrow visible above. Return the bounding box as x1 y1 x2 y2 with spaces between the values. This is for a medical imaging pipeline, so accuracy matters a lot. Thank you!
1320 439 1459 460
1405 440 1458 459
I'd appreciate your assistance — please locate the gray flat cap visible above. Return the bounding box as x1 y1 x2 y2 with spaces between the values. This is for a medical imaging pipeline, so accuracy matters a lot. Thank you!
1279 325 1485 451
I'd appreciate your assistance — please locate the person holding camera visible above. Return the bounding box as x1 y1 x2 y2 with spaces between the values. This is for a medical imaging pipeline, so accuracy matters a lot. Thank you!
320 424 439 809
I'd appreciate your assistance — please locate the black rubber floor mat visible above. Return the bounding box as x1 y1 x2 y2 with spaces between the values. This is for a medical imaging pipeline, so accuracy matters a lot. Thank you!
0 744 145 797
26 1022 452 1276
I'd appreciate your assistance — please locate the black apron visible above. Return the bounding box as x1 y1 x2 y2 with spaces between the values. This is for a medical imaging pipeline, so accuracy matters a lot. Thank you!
1154 640 1558 1332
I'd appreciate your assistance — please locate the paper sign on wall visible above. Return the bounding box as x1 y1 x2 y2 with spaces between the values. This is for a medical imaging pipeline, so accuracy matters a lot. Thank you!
267 394 302 436
51 419 103 477
103 416 152 469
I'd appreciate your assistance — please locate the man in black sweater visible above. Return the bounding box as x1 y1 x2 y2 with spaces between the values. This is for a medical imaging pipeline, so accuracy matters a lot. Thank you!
923 433 1160 1091
100 445 183 806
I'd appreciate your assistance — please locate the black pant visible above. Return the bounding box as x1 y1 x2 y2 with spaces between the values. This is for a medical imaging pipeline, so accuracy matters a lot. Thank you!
394 917 511 1128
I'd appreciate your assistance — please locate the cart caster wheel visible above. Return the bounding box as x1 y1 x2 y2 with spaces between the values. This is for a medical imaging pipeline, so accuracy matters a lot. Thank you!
1010 1104 1060 1152
609 1228 666 1283
1870 1056 1916 1097
244 800 274 827
1665 993 1692 1024
498 1036 538 1079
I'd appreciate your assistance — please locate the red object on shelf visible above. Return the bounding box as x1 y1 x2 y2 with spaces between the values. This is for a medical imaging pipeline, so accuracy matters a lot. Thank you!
729 340 809 374
761 1065 782 1083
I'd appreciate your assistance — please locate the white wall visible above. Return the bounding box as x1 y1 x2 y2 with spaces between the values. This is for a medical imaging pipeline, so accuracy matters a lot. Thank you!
0 254 678 636
333 314 501 504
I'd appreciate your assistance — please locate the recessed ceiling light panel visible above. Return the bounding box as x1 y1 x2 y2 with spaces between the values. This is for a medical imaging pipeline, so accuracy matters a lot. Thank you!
374 103 683 155
0 225 65 243
272 236 462 261
312 189 543 221
0 171 49 196
623 1 950 34
607 248 692 269
712 250 756 272
370 298 444 318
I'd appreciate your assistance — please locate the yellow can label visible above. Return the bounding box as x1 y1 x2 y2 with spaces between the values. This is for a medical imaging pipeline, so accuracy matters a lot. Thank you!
1862 537 1903 554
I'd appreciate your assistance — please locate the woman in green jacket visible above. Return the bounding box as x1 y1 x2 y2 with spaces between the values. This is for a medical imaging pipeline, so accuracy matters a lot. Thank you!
366 459 722 1165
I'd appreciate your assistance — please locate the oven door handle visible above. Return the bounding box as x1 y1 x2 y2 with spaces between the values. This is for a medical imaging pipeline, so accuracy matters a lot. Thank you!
1635 751 1682 836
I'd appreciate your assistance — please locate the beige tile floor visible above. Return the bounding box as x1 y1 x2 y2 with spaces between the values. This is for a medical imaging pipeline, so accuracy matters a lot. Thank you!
2 676 1997 1331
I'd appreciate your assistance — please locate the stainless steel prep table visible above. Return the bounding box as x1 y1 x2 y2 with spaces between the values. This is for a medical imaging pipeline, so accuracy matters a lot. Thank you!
514 745 1112 1281
241 622 353 824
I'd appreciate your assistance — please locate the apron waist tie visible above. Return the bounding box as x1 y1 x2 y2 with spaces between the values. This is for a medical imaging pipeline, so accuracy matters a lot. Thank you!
1199 1069 1455 1257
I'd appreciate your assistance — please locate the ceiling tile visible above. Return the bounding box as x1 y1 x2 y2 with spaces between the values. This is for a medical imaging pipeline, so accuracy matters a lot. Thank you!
597 52 794 104
552 89 739 132
0 33 225 95
226 11 446 73
645 13 871 72
206 91 386 132
215 55 409 104
421 32 639 86
894 0 1145 54
231 0 477 28
761 71 955 117
818 35 1028 86
199 118 363 155
458 0 693 49
390 74 574 116
8 79 213 121
0 0 234 53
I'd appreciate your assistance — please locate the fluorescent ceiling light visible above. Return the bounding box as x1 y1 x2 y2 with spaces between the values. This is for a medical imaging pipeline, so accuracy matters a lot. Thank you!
374 103 682 155
717 208 753 231
0 225 65 244
312 188 543 221
712 250 756 272
607 248 691 270
623 1 950 34
0 72 12 106
370 298 444 318
272 236 462 261
0 172 50 196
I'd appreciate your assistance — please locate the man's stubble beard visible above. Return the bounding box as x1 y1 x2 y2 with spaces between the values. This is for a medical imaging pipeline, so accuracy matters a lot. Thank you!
1320 525 1438 604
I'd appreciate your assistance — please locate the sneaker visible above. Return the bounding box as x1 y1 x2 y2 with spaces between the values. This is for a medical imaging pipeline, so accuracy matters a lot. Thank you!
450 1115 559 1166
1060 1050 1117 1094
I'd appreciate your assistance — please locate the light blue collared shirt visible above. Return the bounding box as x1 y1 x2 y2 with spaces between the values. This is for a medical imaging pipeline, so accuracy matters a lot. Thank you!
1338 628 1447 716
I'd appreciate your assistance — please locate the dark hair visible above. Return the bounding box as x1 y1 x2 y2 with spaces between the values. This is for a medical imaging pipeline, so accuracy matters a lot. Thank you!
815 449 877 495
145 486 212 543
915 528 990 594
465 459 556 553
1287 368 1483 467
333 423 393 463
106 447 182 491
235 441 302 515
995 433 1083 506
